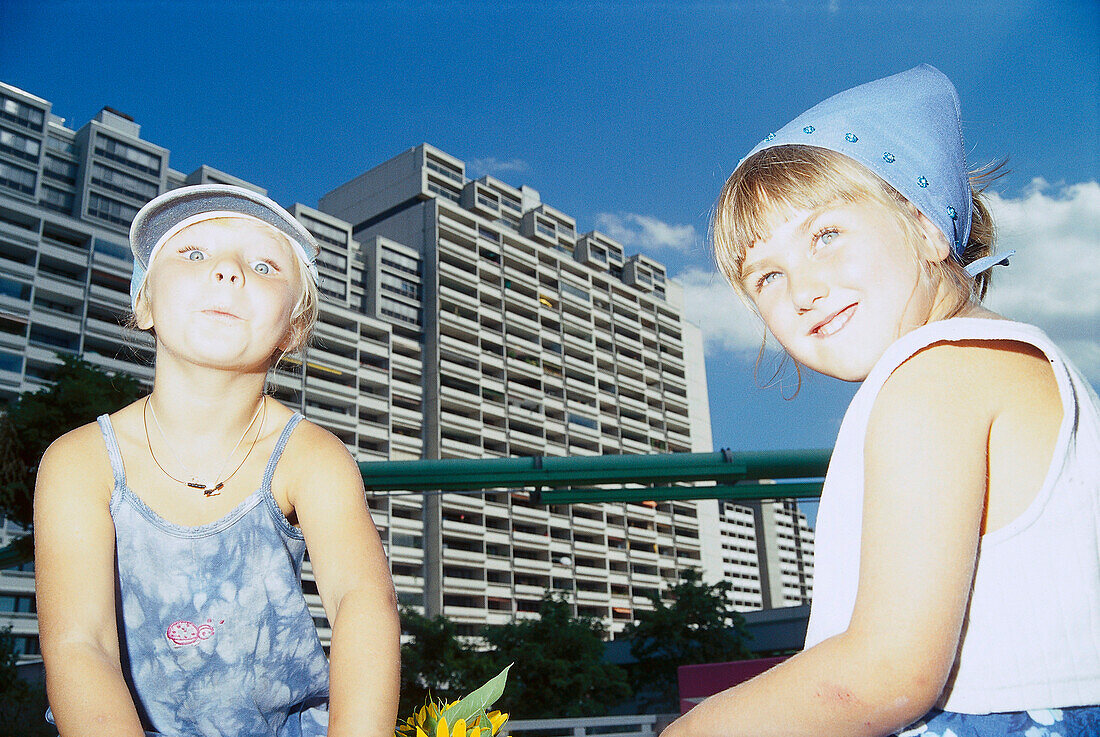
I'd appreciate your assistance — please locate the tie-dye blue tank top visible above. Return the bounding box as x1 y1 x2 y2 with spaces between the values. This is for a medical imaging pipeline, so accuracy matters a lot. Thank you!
95 412 330 736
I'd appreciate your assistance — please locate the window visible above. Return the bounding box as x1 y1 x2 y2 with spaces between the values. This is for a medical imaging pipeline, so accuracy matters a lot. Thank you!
94 238 132 261
318 277 346 300
0 129 41 162
567 412 598 430
476 192 499 211
43 155 77 185
0 349 22 374
29 324 79 352
426 158 463 184
0 95 45 131
94 135 161 176
380 272 419 299
0 160 35 195
391 533 423 549
380 297 419 325
427 182 460 202
380 249 419 276
87 192 139 226
0 275 31 301
91 163 158 201
46 135 75 155
0 315 27 338
315 248 348 271
303 218 348 247
560 282 590 302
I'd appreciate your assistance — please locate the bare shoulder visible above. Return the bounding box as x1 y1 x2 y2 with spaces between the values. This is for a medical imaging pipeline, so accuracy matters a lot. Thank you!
285 417 356 465
877 338 1057 418
278 417 363 496
34 419 116 549
37 420 113 497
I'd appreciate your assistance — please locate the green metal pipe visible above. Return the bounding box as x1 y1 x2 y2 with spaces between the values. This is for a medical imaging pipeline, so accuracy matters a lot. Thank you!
533 481 824 505
358 449 831 492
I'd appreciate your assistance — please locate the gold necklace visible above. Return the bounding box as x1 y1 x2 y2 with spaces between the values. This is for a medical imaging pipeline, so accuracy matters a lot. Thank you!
143 395 266 497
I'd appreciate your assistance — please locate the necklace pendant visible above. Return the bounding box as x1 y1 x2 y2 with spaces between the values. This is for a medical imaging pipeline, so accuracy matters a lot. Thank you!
203 483 224 498
186 481 207 490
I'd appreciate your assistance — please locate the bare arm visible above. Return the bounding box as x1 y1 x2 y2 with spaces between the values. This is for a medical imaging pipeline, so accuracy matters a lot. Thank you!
288 423 400 737
663 343 992 737
34 425 146 737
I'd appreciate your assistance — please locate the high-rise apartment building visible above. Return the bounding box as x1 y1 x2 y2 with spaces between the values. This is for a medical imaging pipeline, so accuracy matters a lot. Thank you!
0 82 814 658
707 500 814 611
319 144 716 634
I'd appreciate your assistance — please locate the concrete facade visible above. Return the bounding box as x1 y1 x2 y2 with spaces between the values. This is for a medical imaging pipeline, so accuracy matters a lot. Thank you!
320 144 717 634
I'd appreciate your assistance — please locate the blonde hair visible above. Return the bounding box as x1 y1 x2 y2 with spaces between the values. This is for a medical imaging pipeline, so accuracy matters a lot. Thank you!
712 146 999 322
130 216 318 366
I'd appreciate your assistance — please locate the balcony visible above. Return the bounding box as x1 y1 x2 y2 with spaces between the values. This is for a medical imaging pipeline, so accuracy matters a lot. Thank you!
440 435 483 458
512 555 551 573
439 315 480 345
305 374 357 401
443 575 487 593
439 280 479 311
442 518 485 537
0 257 34 281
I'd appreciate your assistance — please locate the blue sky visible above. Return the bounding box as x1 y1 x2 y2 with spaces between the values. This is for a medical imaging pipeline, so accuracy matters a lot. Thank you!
3 2 1097 480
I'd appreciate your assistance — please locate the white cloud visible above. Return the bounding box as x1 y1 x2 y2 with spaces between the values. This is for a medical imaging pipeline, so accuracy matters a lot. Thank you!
466 157 530 176
675 179 1100 384
676 266 766 355
983 179 1100 383
594 212 697 253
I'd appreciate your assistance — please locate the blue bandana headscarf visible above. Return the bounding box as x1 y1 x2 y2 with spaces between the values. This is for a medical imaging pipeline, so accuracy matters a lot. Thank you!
740 64 1011 275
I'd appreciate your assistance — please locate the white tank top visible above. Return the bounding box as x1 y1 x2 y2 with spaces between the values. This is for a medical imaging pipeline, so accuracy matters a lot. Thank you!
804 318 1100 713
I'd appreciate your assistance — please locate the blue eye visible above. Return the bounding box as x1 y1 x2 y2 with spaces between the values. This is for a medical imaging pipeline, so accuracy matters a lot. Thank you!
252 261 271 275
813 229 839 249
186 249 205 261
756 271 781 291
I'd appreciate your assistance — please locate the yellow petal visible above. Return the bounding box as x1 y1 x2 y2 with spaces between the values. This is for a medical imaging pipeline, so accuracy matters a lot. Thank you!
416 728 429 737
450 718 466 737
436 716 449 737
489 712 508 732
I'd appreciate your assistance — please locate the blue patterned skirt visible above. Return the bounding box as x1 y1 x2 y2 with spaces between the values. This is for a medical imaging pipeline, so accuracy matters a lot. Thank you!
897 705 1100 736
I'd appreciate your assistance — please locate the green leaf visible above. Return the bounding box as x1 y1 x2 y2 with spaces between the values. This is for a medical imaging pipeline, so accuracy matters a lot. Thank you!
440 664 511 725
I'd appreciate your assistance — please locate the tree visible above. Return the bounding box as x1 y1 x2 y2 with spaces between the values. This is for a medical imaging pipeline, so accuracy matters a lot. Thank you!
0 627 52 736
0 354 142 529
472 594 631 719
623 568 753 710
398 607 481 718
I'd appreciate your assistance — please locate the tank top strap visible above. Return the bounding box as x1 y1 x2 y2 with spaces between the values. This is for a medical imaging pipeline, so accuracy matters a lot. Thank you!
261 412 305 491
95 414 127 488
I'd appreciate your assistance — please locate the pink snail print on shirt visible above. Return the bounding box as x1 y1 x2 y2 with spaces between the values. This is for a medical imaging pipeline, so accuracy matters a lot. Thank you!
166 618 224 647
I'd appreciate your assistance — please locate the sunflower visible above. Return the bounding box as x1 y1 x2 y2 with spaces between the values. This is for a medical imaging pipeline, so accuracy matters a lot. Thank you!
396 666 511 737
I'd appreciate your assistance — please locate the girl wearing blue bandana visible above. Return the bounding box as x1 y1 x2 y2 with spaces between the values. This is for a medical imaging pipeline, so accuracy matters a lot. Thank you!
663 66 1100 736
34 185 400 736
